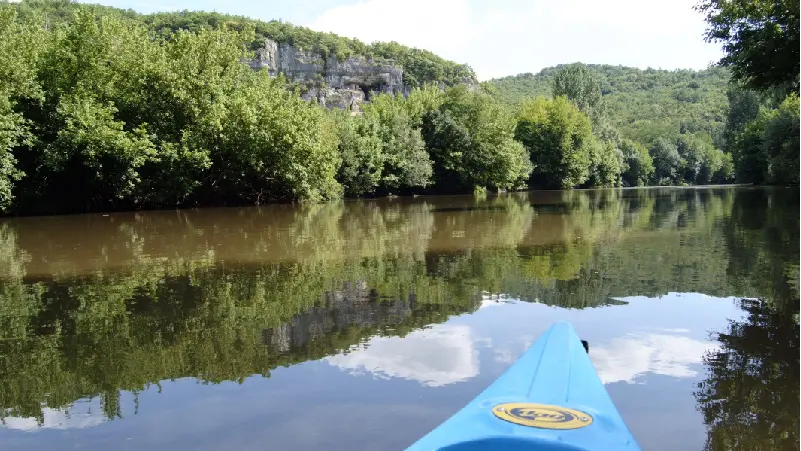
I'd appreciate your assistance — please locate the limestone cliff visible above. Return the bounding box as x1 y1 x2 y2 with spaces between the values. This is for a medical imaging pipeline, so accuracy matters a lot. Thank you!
260 281 415 353
249 38 406 111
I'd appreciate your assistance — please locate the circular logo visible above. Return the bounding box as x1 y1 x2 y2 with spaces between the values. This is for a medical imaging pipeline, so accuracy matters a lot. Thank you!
492 403 593 430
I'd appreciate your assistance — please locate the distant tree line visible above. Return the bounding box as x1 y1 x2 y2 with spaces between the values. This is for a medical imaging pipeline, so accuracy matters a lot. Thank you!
492 0 799 190
1 1 784 216
696 0 799 187
10 0 476 88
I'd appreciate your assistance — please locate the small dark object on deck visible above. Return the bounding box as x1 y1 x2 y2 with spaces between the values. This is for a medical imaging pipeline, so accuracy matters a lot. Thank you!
581 340 589 353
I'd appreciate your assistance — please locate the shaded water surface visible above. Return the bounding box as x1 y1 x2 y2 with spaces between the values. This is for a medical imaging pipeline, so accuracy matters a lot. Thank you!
0 187 798 451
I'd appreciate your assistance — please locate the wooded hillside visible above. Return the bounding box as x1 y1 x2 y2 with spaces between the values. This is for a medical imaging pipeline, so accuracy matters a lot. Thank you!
490 65 731 147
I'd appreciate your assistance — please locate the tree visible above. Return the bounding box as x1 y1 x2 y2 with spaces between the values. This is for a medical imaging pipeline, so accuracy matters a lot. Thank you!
713 151 735 184
491 65 731 151
585 138 623 188
18 11 172 212
677 133 725 184
421 85 532 192
8 7 347 212
677 134 705 183
363 93 433 193
207 71 342 203
620 139 655 186
732 116 770 184
696 146 731 185
649 137 683 184
723 85 763 152
760 94 800 185
403 83 444 127
0 96 24 213
696 0 800 94
333 111 384 197
0 7 45 212
729 94 800 185
551 63 605 126
515 97 593 189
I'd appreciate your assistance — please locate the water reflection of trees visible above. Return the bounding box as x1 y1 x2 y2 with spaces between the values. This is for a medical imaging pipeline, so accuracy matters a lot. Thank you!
693 188 799 451
695 298 799 451
722 188 800 311
0 187 797 427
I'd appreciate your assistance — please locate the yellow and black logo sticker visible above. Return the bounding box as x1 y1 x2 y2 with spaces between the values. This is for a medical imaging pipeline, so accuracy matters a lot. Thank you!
492 403 593 430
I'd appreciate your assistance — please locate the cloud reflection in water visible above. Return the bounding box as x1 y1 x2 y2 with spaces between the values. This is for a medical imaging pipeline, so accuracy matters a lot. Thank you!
3 400 106 432
325 324 480 387
590 332 719 384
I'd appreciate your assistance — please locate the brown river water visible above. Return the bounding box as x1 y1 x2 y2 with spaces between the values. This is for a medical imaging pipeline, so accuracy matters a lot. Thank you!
0 186 798 450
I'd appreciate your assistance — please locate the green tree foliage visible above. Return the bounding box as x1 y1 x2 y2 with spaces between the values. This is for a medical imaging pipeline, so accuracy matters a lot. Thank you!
0 96 24 212
760 95 800 185
333 111 384 197
0 8 45 211
732 116 771 184
0 5 340 213
676 133 733 184
730 94 800 185
334 85 446 197
362 93 433 193
421 85 532 192
12 0 137 24
491 65 731 146
515 97 592 189
716 152 736 183
8 1 478 88
493 64 745 187
620 139 655 186
403 83 445 126
205 72 343 203
551 63 605 126
145 12 475 88
585 138 623 187
17 10 180 211
371 41 475 88
696 0 800 186
650 137 683 185
696 0 800 94
723 85 764 151
0 0 760 217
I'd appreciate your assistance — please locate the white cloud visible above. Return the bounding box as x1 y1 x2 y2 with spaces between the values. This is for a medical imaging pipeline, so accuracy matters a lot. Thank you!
660 328 691 333
493 348 515 364
479 293 514 309
325 324 479 387
3 402 107 432
308 0 723 81
589 333 719 384
492 333 535 365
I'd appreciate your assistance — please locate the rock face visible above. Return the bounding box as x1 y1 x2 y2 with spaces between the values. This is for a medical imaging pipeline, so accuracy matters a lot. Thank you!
249 39 405 111
260 281 415 353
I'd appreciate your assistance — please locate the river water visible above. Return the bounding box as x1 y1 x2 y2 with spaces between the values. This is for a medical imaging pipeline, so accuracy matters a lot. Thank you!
0 187 798 451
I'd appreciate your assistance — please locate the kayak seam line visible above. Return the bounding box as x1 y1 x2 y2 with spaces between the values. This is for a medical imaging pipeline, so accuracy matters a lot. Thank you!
526 326 550 397
565 329 573 404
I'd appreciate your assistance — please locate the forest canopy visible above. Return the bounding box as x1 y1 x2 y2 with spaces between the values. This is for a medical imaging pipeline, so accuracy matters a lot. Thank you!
490 65 731 148
0 0 796 216
10 0 477 88
696 0 800 186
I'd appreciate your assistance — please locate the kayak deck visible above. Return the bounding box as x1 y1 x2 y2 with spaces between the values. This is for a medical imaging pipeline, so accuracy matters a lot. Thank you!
405 321 641 451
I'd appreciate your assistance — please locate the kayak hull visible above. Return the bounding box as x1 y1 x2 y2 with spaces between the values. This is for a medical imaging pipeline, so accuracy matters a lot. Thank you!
405 321 641 451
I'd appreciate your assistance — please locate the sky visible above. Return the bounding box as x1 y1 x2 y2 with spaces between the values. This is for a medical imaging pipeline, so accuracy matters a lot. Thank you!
80 0 724 81
326 323 481 387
